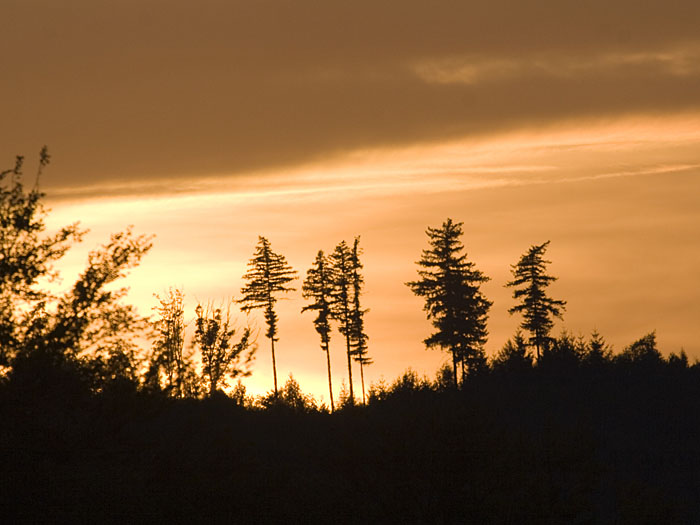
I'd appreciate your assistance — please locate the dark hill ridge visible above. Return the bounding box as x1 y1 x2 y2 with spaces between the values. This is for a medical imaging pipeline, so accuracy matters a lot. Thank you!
2 361 699 523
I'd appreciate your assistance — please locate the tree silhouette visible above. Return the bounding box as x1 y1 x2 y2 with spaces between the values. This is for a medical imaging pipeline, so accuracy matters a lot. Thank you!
194 301 254 397
151 288 185 394
1 149 156 399
492 330 533 373
329 240 357 404
505 240 566 360
239 236 297 395
582 329 612 368
349 237 371 404
257 374 319 412
616 331 663 370
14 225 153 392
149 287 199 397
667 349 689 371
541 330 584 371
406 219 491 387
301 250 336 411
0 148 84 366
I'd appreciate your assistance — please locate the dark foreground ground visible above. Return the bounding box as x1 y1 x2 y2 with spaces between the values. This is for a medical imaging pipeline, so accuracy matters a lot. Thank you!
1 366 699 523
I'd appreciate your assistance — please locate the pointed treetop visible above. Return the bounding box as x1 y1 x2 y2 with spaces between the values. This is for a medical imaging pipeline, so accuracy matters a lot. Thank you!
505 240 566 358
239 236 297 313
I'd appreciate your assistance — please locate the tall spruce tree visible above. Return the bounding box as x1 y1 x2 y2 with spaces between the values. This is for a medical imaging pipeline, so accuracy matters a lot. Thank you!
301 250 336 411
329 240 356 404
349 237 371 404
406 219 491 387
239 236 297 395
505 240 566 360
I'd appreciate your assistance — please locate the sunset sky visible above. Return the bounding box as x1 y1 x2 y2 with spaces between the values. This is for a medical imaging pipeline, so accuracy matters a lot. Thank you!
3 1 699 402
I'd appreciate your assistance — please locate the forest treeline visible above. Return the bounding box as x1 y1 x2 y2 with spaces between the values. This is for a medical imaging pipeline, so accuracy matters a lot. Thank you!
2 151 699 521
2 151 696 407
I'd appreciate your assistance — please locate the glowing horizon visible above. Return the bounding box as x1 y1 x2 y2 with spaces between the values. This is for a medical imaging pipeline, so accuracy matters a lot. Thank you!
5 0 700 401
40 117 700 401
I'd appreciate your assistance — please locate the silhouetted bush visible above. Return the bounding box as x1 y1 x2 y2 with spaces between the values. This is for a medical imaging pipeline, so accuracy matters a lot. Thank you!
255 375 322 413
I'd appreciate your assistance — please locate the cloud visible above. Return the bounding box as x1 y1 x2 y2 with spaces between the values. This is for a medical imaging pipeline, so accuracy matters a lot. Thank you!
2 0 700 190
412 46 700 85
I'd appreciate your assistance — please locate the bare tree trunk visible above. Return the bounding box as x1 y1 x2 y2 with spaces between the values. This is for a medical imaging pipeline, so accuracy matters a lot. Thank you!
271 337 278 396
360 361 366 404
325 341 334 412
345 325 354 404
177 361 183 398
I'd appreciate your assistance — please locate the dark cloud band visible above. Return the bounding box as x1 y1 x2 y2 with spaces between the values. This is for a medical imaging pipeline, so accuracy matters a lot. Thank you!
2 0 699 190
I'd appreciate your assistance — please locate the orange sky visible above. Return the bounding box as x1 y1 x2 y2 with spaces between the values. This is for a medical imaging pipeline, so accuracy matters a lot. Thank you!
4 1 700 401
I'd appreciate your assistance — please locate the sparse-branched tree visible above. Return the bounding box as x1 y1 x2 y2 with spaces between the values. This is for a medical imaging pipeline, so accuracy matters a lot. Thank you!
349 237 371 404
329 240 356 404
337 379 352 409
193 301 254 397
406 219 492 387
239 236 296 395
230 379 251 407
301 250 336 411
505 241 566 360
152 288 184 390
150 287 199 397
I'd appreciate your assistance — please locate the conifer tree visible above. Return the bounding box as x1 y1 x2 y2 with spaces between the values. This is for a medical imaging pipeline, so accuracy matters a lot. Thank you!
301 250 336 411
492 330 532 373
349 237 371 404
329 240 356 404
239 236 297 395
584 329 612 367
406 219 491 387
505 240 566 360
